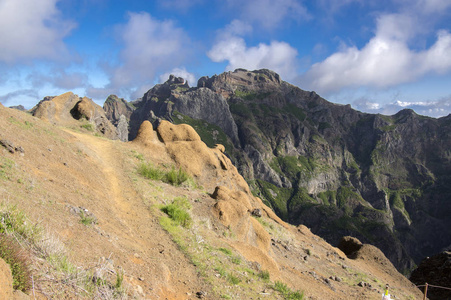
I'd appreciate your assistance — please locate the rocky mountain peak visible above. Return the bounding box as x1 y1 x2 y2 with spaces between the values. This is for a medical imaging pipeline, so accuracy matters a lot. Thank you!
197 68 282 99
166 74 189 87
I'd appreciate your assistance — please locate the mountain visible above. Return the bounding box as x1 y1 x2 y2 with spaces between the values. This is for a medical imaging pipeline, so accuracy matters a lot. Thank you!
0 94 424 299
104 68 451 273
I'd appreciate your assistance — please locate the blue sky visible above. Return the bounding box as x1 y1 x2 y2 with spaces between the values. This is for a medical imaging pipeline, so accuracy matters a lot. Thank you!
1 0 451 117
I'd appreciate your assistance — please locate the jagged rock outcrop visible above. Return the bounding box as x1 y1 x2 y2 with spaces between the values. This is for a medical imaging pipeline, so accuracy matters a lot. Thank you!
410 251 451 300
31 92 117 139
102 68 451 273
127 75 239 147
70 97 117 139
103 94 135 125
103 94 135 141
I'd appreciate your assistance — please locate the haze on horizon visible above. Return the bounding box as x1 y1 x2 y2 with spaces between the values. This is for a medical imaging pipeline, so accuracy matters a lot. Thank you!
1 0 451 117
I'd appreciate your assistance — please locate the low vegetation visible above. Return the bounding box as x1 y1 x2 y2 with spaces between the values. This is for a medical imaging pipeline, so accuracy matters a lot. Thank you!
172 111 234 155
79 211 97 226
0 233 32 292
273 280 304 300
138 162 193 187
0 203 127 298
160 196 192 228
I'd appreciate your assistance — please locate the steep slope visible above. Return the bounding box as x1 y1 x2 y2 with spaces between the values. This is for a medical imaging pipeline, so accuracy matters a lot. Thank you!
410 251 451 300
109 69 451 273
0 102 424 299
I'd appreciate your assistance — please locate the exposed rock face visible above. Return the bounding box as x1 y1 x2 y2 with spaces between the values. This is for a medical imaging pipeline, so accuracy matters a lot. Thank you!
31 92 79 124
102 68 451 273
410 251 451 300
31 92 117 139
127 75 239 146
103 94 135 141
116 115 129 142
103 94 135 125
70 97 118 139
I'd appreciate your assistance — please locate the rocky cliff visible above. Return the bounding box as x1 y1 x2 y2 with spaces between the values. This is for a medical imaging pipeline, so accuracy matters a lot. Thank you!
104 69 451 273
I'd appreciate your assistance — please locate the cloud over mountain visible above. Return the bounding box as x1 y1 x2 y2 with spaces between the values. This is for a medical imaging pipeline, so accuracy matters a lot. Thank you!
91 12 192 100
208 20 299 80
302 4 451 94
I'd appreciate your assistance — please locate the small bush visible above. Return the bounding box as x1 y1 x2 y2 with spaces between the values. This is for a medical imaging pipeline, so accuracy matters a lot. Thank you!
138 163 193 187
115 269 124 289
164 167 189 186
273 281 304 300
227 273 241 285
0 234 32 292
47 253 76 274
0 204 40 241
231 256 241 265
81 123 95 132
214 266 227 277
218 247 232 256
258 270 270 281
138 163 164 180
161 197 192 228
79 212 96 226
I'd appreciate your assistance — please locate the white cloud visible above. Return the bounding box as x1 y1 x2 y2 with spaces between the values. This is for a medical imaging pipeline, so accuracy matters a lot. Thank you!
352 96 451 118
302 12 451 94
100 12 191 100
158 0 204 12
26 69 89 91
225 0 310 30
411 0 451 14
0 89 39 108
223 19 253 37
317 0 361 12
159 67 196 86
208 20 299 80
0 0 75 63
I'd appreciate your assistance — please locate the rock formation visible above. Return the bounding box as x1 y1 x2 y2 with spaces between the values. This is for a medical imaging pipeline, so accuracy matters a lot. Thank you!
31 92 117 139
103 69 451 273
103 94 135 141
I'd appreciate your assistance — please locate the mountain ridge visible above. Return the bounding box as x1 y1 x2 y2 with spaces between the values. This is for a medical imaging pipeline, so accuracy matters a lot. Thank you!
0 93 425 299
102 68 451 273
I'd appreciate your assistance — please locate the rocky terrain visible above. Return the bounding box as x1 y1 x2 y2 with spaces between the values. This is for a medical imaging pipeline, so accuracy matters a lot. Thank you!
410 250 451 300
103 69 451 274
0 95 424 299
